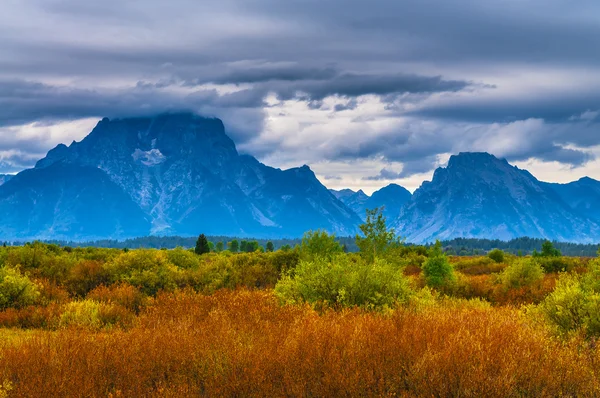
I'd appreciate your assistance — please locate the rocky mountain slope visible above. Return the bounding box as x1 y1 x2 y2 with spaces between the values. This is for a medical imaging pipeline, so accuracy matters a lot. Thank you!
0 113 361 239
331 184 412 222
544 177 600 222
395 152 600 243
0 175 12 186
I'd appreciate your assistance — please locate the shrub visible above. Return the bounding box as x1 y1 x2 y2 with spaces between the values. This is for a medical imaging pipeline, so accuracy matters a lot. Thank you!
497 258 544 290
487 249 505 263
535 261 600 337
0 267 40 309
166 248 200 269
87 284 147 313
422 243 456 288
66 260 111 296
275 255 412 309
105 250 180 296
535 257 569 273
59 300 134 329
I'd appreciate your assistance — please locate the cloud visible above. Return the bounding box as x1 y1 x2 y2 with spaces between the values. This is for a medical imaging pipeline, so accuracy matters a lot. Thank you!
1 0 600 184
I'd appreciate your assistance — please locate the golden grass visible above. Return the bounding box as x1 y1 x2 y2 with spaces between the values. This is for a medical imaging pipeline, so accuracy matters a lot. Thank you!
0 289 598 397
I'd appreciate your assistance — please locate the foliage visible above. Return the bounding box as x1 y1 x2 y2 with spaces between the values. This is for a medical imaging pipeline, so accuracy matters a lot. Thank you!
422 242 456 288
487 248 505 263
266 241 274 252
275 255 412 309
533 240 562 258
228 239 239 253
194 234 210 255
0 267 40 310
355 207 397 263
497 258 544 290
535 260 600 337
300 230 342 261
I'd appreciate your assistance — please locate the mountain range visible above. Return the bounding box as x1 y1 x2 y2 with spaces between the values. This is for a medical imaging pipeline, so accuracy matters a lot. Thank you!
0 113 360 240
1 112 599 243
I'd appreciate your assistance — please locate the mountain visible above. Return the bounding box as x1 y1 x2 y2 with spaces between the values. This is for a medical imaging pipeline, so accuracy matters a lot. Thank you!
331 184 412 221
395 152 600 243
0 175 12 186
0 113 361 240
544 177 600 222
366 184 412 222
330 189 369 218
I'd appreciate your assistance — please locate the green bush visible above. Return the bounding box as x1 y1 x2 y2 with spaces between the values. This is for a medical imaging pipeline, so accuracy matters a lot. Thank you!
0 267 40 309
422 243 456 288
534 257 569 273
274 255 412 309
497 258 544 290
534 272 600 337
487 249 505 263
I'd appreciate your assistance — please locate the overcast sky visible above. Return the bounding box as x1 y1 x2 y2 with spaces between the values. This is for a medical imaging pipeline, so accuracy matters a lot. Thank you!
1 0 600 193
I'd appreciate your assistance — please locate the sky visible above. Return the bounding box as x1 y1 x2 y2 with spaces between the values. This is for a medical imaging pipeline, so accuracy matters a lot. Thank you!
1 0 600 194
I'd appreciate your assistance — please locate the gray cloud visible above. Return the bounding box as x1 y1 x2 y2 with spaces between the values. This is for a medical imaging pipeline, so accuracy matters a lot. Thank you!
1 0 600 179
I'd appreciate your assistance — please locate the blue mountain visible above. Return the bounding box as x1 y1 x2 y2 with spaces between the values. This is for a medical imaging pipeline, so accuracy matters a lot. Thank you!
0 175 12 186
0 113 361 240
331 184 412 222
544 177 600 222
394 152 600 243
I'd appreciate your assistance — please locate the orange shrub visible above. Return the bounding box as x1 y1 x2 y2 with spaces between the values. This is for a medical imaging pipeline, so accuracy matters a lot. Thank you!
87 284 148 313
0 290 597 397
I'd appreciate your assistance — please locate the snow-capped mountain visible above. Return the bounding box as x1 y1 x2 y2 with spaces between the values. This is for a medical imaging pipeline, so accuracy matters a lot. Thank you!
394 152 600 243
0 113 361 240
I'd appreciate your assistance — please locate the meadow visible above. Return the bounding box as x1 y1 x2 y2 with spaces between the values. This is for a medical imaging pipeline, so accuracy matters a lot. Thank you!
0 211 600 396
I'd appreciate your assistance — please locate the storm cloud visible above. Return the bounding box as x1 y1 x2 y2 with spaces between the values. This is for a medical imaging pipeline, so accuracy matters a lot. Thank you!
1 0 600 191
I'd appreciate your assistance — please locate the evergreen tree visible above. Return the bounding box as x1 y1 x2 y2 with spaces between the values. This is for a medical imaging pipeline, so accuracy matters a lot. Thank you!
195 234 210 255
266 241 274 252
240 240 248 252
216 241 224 252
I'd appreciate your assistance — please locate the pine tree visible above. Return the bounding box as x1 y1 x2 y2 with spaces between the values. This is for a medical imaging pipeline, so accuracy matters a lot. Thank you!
195 234 210 255
266 241 274 252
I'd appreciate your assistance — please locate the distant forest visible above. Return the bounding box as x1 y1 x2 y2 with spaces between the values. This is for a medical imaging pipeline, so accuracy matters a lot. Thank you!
6 235 599 256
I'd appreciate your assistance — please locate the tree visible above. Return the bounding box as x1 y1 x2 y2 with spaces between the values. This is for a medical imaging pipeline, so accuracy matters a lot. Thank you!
195 234 210 255
240 240 248 253
228 240 239 253
488 249 505 263
422 241 456 288
266 241 274 252
300 230 342 261
533 240 561 257
356 207 396 263
244 241 260 252
216 241 224 252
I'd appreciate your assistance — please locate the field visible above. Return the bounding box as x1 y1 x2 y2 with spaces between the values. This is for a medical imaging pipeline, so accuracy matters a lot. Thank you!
0 226 600 396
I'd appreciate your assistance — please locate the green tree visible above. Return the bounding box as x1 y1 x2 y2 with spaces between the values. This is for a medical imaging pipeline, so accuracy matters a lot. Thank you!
300 230 342 261
422 241 456 288
228 240 239 253
533 240 561 258
488 248 505 263
215 241 224 252
240 240 248 253
194 234 210 255
355 207 396 263
266 241 274 252
245 241 260 253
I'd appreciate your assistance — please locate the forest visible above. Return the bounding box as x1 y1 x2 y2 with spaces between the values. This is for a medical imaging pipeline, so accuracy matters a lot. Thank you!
22 234 600 256
0 208 600 396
